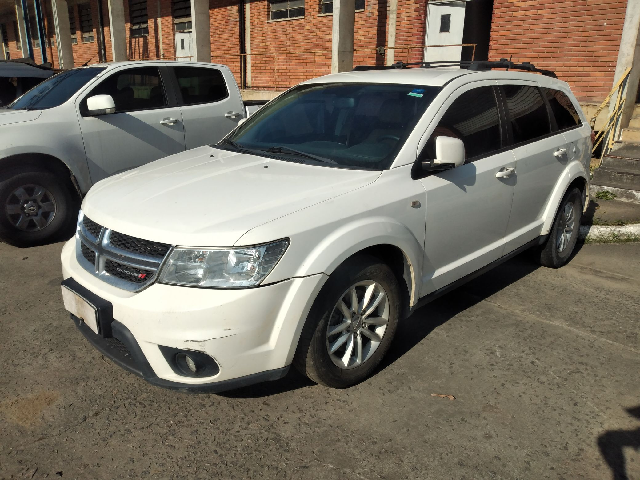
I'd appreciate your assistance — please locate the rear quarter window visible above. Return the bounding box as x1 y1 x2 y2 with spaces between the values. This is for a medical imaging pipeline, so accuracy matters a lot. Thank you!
541 87 582 131
502 84 551 145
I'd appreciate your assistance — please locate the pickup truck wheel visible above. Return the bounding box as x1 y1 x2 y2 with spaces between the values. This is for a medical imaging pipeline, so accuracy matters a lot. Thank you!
535 187 583 269
294 255 401 388
0 169 76 247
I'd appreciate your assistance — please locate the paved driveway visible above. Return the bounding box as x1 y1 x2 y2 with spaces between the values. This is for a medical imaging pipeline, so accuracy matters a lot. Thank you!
0 241 638 479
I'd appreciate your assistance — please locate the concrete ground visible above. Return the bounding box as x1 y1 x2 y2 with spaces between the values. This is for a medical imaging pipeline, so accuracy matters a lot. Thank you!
583 197 640 226
0 241 638 479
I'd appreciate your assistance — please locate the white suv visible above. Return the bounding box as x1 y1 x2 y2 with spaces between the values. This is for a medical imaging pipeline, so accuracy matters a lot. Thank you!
60 61 591 391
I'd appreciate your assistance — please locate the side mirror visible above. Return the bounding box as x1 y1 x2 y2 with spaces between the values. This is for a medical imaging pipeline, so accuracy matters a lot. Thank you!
86 94 116 116
420 136 465 173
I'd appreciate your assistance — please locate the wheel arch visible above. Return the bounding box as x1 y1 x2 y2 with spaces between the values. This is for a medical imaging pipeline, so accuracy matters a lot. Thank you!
0 153 82 198
541 162 588 235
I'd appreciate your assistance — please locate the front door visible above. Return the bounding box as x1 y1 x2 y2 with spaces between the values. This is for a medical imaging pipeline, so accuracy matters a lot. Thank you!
77 66 186 184
424 1 467 62
175 32 193 62
418 84 516 295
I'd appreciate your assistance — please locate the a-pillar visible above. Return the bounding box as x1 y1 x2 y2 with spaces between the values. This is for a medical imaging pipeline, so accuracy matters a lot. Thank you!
191 0 210 62
611 0 640 131
331 0 354 73
108 0 127 61
14 0 32 59
50 0 75 68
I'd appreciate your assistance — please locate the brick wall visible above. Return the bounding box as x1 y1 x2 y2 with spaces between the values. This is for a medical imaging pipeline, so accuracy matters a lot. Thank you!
489 0 627 103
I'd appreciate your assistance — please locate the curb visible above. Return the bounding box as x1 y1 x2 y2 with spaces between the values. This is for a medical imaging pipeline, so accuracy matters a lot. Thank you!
579 223 640 242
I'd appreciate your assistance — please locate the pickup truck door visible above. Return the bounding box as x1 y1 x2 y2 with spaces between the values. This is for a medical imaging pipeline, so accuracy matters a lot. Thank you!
417 84 516 296
168 65 244 149
76 65 186 184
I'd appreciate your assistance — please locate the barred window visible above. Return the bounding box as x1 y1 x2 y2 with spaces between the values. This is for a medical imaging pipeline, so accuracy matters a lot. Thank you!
78 3 94 42
270 0 304 20
320 0 365 14
172 0 191 19
129 0 148 36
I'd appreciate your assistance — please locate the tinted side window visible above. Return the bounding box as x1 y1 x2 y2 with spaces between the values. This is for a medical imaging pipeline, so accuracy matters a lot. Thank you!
174 67 228 106
427 86 502 162
88 67 166 113
503 85 550 144
541 87 581 131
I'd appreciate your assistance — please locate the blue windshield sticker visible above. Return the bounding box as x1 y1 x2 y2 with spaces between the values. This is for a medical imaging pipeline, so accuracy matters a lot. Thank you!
408 88 425 98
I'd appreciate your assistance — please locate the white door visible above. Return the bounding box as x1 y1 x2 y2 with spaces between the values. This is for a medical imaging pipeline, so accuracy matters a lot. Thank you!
418 84 516 296
424 1 467 63
77 66 186 183
175 32 193 62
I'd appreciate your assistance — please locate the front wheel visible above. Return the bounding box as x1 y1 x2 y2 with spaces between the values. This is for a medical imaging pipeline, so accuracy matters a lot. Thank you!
0 168 78 247
294 255 401 388
535 187 583 268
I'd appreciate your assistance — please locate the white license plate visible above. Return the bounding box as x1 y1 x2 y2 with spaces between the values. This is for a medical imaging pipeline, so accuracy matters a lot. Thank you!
61 286 99 335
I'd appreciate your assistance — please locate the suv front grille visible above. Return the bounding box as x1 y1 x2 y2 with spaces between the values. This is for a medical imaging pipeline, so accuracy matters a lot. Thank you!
109 231 171 258
76 214 172 292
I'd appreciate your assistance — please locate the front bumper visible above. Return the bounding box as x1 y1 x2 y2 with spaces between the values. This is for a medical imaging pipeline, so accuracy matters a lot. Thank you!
60 239 327 391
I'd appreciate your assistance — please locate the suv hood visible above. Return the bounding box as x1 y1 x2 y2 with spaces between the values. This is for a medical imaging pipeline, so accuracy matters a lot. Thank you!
0 109 42 127
83 146 381 246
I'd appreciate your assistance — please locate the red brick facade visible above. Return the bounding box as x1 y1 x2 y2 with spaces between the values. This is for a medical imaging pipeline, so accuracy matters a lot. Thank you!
1 0 630 102
488 0 627 103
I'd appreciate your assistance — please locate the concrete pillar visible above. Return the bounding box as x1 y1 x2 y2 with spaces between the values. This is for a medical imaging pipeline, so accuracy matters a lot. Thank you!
108 0 127 61
191 0 210 62
386 0 397 66
51 0 75 68
611 0 640 131
331 0 355 73
14 0 31 58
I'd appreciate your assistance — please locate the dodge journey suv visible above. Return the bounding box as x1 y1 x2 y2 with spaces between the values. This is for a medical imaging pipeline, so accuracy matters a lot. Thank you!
61 60 591 392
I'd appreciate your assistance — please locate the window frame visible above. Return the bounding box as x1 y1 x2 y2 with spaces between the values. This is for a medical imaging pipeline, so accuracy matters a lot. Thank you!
416 84 510 174
80 66 173 116
268 0 305 21
170 65 230 107
496 82 557 149
319 0 366 15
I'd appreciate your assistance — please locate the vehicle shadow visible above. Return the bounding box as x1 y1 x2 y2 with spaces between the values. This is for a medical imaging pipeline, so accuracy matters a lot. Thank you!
598 406 640 480
223 251 541 399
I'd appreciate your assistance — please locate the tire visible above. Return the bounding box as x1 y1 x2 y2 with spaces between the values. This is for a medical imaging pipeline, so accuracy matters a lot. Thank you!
293 254 402 388
0 168 78 247
535 187 583 269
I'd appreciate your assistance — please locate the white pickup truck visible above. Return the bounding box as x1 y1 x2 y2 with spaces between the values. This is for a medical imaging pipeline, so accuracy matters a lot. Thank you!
0 61 263 246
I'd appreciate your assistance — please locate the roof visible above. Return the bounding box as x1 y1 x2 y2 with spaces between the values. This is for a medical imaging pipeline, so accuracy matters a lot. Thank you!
0 60 55 79
303 67 568 90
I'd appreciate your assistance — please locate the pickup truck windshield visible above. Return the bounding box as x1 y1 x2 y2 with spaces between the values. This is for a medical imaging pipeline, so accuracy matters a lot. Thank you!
10 67 106 111
221 83 441 170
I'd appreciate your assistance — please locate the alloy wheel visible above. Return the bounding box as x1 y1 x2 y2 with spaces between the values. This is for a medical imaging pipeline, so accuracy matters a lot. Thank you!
556 201 575 253
4 184 57 232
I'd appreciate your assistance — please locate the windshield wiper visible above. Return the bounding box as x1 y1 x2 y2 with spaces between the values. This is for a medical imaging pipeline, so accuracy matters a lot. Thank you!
216 138 255 153
263 146 337 164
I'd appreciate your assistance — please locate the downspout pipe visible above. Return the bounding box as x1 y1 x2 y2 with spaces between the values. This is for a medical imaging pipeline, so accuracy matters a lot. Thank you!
33 0 47 63
238 0 246 89
19 0 34 60
96 0 107 62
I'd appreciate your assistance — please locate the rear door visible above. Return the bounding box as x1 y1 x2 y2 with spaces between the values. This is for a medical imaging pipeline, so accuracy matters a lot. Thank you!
499 83 568 253
77 65 186 184
418 83 517 295
169 65 245 149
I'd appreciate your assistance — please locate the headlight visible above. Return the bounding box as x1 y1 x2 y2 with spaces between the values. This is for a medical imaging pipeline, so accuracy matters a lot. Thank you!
158 239 289 288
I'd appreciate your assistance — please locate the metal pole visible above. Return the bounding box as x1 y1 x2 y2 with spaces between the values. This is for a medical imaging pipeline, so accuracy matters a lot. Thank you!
33 0 48 63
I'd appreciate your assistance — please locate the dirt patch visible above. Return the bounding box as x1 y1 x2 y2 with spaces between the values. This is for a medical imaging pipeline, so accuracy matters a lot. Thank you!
0 391 60 428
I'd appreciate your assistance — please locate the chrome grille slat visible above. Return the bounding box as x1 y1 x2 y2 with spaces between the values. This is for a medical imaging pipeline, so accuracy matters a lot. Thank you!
76 215 172 292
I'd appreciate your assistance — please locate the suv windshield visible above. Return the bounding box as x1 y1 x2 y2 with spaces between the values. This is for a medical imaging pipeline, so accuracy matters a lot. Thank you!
10 67 106 111
221 83 441 170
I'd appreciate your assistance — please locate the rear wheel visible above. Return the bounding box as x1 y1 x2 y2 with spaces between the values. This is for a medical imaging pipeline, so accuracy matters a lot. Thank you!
535 187 583 268
294 255 401 388
0 168 78 247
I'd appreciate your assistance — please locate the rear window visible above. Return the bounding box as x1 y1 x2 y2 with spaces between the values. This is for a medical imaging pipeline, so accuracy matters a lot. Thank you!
541 88 581 131
502 85 551 145
174 66 228 106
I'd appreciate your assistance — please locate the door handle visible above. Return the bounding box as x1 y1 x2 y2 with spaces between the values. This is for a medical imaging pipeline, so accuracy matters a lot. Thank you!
160 117 178 126
496 167 515 179
554 148 567 158
225 111 241 119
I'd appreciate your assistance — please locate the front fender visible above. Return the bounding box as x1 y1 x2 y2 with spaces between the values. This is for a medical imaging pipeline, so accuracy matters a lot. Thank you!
541 159 588 235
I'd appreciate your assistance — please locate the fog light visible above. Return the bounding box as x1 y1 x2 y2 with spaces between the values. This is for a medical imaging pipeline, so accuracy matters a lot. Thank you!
184 354 197 373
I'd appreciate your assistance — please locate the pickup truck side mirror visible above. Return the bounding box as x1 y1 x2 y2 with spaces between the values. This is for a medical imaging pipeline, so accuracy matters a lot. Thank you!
420 136 465 173
86 95 116 116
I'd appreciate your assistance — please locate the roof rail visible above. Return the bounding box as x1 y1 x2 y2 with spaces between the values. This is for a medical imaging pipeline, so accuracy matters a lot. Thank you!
353 58 557 78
